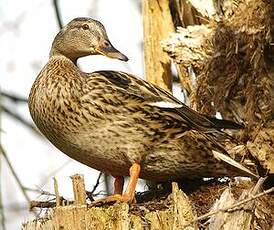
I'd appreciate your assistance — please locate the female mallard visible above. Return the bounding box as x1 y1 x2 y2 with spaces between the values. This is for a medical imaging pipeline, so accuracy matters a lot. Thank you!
28 17 257 203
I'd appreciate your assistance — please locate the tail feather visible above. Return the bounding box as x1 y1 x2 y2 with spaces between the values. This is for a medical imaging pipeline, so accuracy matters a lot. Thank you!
212 150 259 178
205 116 244 130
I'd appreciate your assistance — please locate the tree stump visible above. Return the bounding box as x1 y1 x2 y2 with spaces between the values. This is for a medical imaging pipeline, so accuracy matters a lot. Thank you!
22 175 274 229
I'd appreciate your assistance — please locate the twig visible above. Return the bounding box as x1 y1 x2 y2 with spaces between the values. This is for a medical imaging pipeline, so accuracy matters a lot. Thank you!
52 0 63 29
90 172 102 194
1 91 28 103
30 200 56 210
1 104 40 135
30 198 73 210
86 172 103 202
183 185 274 227
0 145 31 204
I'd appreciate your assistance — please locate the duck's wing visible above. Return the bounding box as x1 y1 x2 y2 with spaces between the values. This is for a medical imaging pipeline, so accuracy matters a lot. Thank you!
88 70 243 132
86 71 258 178
90 71 180 104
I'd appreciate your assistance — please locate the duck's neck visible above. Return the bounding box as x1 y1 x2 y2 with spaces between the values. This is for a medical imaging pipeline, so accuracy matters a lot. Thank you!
45 54 82 84
49 49 79 65
48 53 80 69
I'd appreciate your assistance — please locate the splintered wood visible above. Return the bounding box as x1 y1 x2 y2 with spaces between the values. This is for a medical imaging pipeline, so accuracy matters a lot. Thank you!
22 175 274 230
162 0 274 175
22 178 198 230
71 174 86 205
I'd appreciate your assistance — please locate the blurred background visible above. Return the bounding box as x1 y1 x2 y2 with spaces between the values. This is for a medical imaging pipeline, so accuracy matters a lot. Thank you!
1 0 148 228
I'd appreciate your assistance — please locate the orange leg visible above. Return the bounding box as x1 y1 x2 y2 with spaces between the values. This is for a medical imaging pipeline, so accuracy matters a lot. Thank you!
94 163 140 204
123 163 140 201
113 176 124 195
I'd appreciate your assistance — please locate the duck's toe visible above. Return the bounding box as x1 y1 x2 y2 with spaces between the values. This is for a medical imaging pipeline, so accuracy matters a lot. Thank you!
92 193 136 204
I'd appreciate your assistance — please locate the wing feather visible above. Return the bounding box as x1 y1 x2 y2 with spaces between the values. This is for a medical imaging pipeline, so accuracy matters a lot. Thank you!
89 70 243 132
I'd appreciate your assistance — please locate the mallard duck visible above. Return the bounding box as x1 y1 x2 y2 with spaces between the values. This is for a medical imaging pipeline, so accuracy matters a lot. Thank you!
28 17 257 203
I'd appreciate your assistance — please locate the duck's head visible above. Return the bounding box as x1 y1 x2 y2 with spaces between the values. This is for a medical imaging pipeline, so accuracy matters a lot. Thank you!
50 17 128 63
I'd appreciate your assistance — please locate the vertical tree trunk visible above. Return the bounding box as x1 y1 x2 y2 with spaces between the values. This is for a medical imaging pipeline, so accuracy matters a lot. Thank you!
143 0 174 91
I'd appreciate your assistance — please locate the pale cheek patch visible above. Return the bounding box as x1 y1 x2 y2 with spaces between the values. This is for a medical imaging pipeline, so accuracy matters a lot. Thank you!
149 101 183 109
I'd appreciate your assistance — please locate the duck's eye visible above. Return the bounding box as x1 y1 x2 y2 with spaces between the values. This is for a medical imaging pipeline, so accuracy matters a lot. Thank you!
82 24 89 30
103 41 110 47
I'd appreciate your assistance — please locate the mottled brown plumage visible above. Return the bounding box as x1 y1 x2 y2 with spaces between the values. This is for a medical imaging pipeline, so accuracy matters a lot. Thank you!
29 18 257 202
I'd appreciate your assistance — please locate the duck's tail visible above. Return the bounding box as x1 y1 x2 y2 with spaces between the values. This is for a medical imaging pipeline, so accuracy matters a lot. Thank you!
205 116 244 130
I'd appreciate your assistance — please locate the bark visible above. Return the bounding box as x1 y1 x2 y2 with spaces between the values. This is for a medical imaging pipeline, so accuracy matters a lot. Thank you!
143 0 174 91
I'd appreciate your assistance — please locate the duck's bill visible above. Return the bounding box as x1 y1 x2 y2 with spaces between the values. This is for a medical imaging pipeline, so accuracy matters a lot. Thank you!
96 42 129 62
